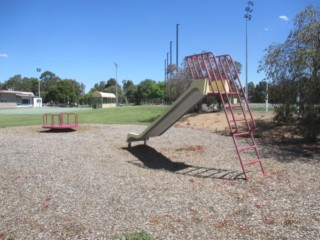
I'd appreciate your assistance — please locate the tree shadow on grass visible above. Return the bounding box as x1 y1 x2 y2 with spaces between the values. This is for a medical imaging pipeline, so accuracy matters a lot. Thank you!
124 145 245 180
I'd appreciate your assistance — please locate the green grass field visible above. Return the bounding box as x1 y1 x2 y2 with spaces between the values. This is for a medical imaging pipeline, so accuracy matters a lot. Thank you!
0 106 168 128
0 104 273 128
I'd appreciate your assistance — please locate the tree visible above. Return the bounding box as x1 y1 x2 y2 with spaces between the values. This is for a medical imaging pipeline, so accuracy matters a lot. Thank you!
67 79 85 103
68 79 85 96
247 82 255 102
3 75 24 91
79 93 92 106
259 5 320 141
136 79 164 104
1 75 40 95
165 61 193 102
166 64 178 77
99 81 106 91
40 71 60 100
253 81 267 103
40 71 59 89
46 80 76 105
246 81 268 103
26 77 40 95
103 78 123 103
122 80 137 104
105 78 116 88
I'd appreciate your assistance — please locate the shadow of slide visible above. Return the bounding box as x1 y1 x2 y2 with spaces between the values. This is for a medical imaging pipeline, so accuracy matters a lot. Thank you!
125 145 244 180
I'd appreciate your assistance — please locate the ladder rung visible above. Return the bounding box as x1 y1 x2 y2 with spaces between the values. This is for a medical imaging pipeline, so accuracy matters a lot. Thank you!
225 105 242 108
233 131 251 137
243 159 262 166
238 145 256 152
229 118 247 123
220 91 238 95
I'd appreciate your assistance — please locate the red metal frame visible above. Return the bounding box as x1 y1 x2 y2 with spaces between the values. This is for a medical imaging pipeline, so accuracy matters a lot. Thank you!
186 52 265 179
42 112 78 129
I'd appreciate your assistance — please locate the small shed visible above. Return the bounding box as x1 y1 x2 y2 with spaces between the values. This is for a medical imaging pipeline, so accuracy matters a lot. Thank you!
92 91 116 108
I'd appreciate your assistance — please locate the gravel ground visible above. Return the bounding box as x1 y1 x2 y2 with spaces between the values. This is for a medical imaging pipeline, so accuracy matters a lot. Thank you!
0 124 319 239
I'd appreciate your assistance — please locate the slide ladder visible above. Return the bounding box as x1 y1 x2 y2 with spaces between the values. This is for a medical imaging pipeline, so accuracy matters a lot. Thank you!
186 52 265 179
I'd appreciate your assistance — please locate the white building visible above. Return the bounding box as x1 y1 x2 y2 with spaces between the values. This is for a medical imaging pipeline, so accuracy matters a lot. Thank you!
0 90 42 108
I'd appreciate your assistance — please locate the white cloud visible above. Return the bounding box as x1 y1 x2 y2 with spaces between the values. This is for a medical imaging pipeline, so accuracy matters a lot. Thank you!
279 15 289 21
0 53 8 58
264 27 272 31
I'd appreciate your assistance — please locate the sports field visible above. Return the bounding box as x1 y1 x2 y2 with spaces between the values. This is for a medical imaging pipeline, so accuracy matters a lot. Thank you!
0 106 168 128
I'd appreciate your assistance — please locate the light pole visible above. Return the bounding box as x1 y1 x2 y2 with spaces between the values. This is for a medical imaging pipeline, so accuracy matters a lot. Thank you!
176 23 180 72
36 68 41 98
166 52 169 78
244 1 254 104
164 59 167 102
164 59 167 81
170 41 172 65
36 68 41 107
114 63 118 106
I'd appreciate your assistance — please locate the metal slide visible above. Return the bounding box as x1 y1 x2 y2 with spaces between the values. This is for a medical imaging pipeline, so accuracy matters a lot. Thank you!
127 78 209 147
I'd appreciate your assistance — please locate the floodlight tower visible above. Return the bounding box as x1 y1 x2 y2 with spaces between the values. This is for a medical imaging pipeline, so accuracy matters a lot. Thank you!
176 24 180 72
170 41 172 65
36 68 41 108
36 68 41 98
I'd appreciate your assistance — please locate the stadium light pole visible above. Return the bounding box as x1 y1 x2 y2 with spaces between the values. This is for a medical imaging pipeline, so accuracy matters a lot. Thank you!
166 52 169 78
164 59 167 80
36 68 41 107
165 59 167 92
176 24 180 72
36 68 41 98
170 41 172 65
114 63 118 106
244 1 254 105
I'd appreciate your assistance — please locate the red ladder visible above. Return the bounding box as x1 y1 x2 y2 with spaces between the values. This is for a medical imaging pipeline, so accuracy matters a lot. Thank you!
186 52 265 180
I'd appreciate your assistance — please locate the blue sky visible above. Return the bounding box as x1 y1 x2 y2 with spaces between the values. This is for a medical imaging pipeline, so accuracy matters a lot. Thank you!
0 0 318 93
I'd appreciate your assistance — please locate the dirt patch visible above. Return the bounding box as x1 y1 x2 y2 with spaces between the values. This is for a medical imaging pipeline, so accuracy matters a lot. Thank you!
176 111 274 133
175 145 205 152
176 111 320 154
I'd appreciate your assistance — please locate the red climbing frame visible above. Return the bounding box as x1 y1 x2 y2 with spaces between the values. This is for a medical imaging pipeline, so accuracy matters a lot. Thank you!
42 112 78 129
185 52 265 179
